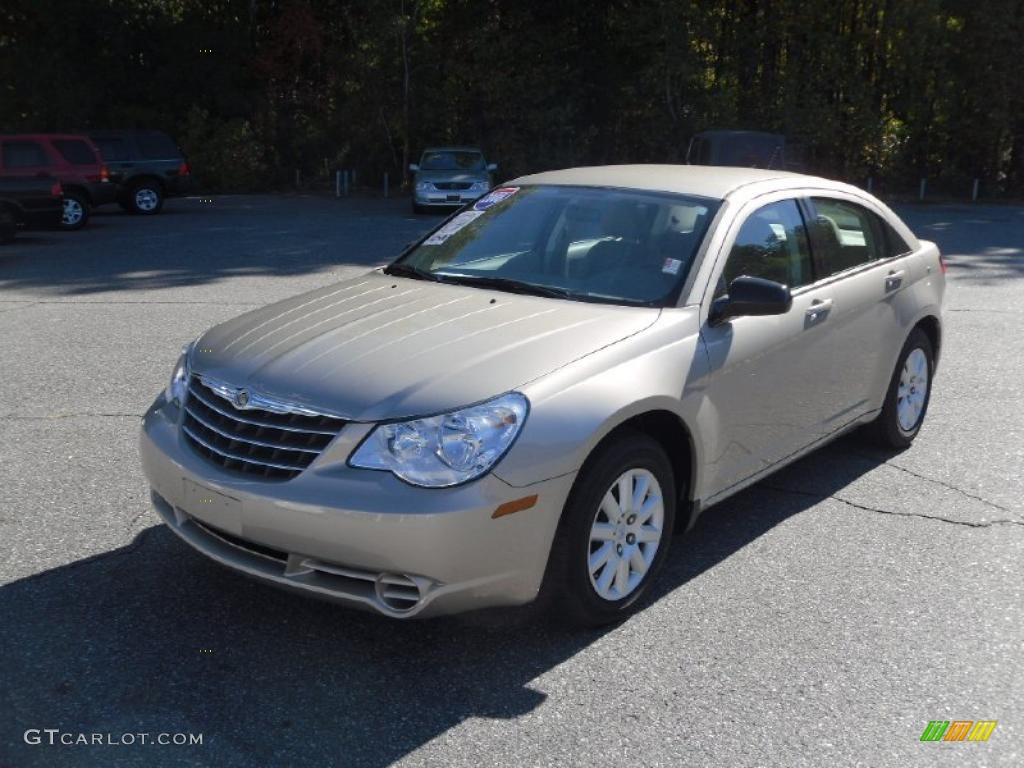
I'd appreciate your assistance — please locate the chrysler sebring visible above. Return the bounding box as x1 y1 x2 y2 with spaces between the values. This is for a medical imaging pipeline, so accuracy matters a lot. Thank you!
140 165 945 625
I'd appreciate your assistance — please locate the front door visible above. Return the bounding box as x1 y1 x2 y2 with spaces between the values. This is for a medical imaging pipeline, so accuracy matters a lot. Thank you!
700 197 838 500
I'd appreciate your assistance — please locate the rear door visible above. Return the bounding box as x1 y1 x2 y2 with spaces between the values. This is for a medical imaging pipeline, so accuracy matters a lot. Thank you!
804 195 916 419
700 196 839 499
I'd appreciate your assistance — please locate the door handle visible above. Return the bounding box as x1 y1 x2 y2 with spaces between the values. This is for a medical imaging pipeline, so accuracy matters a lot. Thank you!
805 298 833 326
885 269 905 291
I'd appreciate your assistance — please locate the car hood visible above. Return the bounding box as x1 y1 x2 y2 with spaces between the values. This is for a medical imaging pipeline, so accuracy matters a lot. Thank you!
192 271 659 421
415 170 488 184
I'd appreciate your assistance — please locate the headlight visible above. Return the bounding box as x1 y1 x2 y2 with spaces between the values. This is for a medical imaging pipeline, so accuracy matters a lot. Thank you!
415 181 433 191
164 342 194 406
470 181 489 191
349 393 529 487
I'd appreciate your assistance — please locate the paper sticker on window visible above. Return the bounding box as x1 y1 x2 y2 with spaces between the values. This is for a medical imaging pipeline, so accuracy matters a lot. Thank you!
662 257 683 275
422 210 485 246
473 187 519 211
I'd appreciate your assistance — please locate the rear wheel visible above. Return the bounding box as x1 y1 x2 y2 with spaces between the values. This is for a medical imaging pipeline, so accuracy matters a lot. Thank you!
541 432 676 627
60 192 89 230
128 181 164 215
868 327 934 448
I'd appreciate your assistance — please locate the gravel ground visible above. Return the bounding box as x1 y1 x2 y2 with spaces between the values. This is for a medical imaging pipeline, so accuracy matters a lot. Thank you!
0 195 1021 768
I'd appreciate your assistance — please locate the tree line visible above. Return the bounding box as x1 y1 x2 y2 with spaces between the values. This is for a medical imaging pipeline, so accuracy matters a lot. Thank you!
2 0 1022 196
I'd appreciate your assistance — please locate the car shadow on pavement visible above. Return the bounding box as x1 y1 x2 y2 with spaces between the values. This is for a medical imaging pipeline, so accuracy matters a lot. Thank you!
0 435 886 768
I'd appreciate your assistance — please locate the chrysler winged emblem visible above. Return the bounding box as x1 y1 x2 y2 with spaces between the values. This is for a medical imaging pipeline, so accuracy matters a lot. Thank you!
234 389 250 408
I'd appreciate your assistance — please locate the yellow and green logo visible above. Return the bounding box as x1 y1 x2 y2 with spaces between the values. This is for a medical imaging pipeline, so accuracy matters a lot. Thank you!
920 720 997 742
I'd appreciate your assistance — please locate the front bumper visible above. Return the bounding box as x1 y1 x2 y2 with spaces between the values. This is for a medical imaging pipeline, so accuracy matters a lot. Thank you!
414 188 486 207
139 396 573 618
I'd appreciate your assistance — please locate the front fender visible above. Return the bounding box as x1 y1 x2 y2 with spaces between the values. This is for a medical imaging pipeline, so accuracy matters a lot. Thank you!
494 308 709 499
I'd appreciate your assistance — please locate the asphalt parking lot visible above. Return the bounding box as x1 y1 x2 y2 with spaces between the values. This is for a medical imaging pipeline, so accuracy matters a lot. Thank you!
1 195 1021 767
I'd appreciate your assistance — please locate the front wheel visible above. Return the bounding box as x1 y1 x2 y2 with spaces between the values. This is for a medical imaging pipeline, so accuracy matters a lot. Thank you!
60 192 89 230
541 432 676 627
868 327 934 449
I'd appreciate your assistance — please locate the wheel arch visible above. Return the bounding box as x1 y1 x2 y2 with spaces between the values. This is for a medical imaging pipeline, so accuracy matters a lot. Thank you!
914 314 941 366
576 409 699 532
130 174 165 192
62 184 92 205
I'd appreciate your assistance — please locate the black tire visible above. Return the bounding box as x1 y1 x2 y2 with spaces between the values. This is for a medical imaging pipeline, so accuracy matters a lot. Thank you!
59 191 90 231
0 206 16 244
540 432 676 627
127 180 164 215
868 327 934 449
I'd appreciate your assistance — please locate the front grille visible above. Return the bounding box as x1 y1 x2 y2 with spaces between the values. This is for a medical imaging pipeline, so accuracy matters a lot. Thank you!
433 181 471 191
182 377 346 481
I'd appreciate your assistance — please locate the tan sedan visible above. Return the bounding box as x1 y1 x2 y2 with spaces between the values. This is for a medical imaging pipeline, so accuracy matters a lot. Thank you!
140 165 945 625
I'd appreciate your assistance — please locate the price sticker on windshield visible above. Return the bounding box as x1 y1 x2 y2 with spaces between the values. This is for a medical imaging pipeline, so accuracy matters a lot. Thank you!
423 210 486 246
473 187 519 211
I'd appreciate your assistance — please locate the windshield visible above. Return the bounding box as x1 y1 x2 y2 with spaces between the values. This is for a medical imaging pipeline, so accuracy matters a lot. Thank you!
391 185 719 306
419 150 485 171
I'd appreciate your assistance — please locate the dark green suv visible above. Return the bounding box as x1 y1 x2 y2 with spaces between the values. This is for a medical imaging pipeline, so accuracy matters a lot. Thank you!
88 130 193 215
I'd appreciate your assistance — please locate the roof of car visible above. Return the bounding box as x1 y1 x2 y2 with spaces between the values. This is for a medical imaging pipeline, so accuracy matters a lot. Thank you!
421 146 484 153
509 164 826 200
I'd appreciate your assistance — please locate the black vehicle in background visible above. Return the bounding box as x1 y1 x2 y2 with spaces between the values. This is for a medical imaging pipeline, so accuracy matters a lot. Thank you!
0 176 63 244
88 130 193 215
686 130 803 171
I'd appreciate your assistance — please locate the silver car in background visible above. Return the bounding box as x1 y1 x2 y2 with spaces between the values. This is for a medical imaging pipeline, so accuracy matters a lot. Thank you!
140 165 945 625
409 146 496 213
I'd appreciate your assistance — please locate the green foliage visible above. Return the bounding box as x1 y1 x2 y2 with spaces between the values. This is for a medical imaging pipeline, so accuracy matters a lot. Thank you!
1 0 1021 195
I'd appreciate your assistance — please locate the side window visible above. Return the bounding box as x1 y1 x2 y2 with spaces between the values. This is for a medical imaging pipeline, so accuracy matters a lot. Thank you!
52 139 98 165
2 141 50 168
717 199 812 296
93 137 130 161
808 198 888 276
880 218 912 257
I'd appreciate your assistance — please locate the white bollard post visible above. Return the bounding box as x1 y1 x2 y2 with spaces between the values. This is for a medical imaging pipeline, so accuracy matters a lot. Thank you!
972 178 980 202
335 170 341 198
919 178 926 201
867 176 873 194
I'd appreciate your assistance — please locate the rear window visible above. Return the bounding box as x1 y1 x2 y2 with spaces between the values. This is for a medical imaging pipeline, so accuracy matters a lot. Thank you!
2 141 50 168
92 137 131 161
135 132 180 159
52 139 99 165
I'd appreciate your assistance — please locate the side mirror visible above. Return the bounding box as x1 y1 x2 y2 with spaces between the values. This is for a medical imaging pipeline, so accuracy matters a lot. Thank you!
486 163 497 172
408 163 419 172
710 275 792 324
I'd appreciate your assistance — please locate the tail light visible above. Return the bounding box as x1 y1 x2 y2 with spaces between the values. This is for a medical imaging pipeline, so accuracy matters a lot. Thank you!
50 181 63 197
939 253 948 274
100 164 110 182
178 161 191 176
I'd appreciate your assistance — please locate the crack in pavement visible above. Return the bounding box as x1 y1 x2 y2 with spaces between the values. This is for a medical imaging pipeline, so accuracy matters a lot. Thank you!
763 484 1024 529
840 450 1017 515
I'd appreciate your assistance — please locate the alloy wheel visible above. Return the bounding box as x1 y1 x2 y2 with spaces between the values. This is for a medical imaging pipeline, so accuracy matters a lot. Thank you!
62 198 84 227
587 468 664 601
897 347 929 432
135 188 159 212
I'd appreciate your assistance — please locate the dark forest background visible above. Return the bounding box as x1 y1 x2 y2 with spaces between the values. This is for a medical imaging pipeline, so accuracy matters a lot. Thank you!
2 0 1023 196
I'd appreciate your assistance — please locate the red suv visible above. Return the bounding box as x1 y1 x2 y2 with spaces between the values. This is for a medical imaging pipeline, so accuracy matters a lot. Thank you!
0 134 116 230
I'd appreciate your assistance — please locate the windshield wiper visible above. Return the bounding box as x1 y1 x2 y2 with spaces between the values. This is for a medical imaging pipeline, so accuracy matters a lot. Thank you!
433 273 575 299
383 263 441 282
